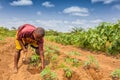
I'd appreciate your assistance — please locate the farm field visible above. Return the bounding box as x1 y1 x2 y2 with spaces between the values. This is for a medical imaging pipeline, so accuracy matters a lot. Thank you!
0 0 120 80
0 37 120 80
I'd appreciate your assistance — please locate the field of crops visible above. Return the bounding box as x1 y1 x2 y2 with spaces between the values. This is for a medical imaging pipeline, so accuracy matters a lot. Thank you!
46 20 120 55
0 37 120 80
0 21 120 80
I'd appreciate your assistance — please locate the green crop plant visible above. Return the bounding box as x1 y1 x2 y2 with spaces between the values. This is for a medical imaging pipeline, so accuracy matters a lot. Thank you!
52 45 60 51
57 62 66 68
111 69 120 79
64 57 73 64
63 67 73 78
107 39 120 55
45 45 60 61
84 55 99 69
45 29 60 36
51 54 58 61
45 45 60 54
51 20 120 55
72 58 81 67
50 54 59 69
52 46 60 55
44 45 55 60
45 35 56 42
30 54 40 66
40 66 58 80
64 57 80 67
55 34 73 45
68 51 81 56
45 45 56 53
0 27 16 40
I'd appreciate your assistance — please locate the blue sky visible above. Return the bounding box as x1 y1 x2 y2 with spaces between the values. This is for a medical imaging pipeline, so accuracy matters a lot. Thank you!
0 0 120 32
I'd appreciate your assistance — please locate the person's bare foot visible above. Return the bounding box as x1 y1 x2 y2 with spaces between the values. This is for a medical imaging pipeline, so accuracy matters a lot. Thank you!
13 67 18 74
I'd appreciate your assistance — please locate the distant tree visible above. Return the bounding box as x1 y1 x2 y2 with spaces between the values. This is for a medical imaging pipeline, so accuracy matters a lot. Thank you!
71 27 84 34
11 27 17 30
46 29 59 36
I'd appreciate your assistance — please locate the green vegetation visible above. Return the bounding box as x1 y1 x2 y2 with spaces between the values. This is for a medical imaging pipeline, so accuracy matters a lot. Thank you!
30 54 41 66
44 45 60 61
111 69 120 79
1 20 120 55
45 29 60 36
67 51 81 56
84 55 99 69
63 67 73 78
40 66 58 80
57 62 66 68
0 27 16 40
65 56 81 67
44 44 60 69
45 30 61 42
46 20 120 55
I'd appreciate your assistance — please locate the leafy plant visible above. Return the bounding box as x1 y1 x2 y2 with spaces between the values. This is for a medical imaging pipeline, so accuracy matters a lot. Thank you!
44 45 55 60
45 45 60 61
65 57 80 67
65 57 73 63
0 27 16 40
40 66 58 80
68 51 81 56
58 62 66 68
111 69 120 79
72 58 81 67
63 67 73 78
30 54 40 66
84 55 99 69
50 54 59 69
48 20 120 55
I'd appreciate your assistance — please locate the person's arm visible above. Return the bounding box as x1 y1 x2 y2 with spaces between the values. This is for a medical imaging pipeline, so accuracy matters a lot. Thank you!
17 30 27 52
18 39 27 52
39 41 45 69
39 49 45 69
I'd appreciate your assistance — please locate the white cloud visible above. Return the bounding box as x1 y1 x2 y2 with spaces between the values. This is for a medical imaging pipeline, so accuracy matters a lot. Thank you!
71 13 89 17
0 17 35 29
37 11 42 15
35 19 71 32
63 6 88 13
42 1 55 8
70 19 104 29
91 0 118 4
71 19 87 25
91 0 101 3
10 0 33 6
104 0 115 4
36 20 63 28
113 4 120 10
90 19 103 23
35 19 99 31
0 17 111 32
63 6 89 17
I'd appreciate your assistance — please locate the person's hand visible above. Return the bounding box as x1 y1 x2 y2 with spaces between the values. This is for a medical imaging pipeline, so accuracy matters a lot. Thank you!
41 64 45 70
23 48 27 53
22 48 27 63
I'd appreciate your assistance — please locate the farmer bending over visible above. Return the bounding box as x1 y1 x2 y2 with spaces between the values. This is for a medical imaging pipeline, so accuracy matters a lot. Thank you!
14 24 45 73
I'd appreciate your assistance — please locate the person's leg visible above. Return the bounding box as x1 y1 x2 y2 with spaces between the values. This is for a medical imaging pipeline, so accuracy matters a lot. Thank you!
14 50 21 73
14 32 26 73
